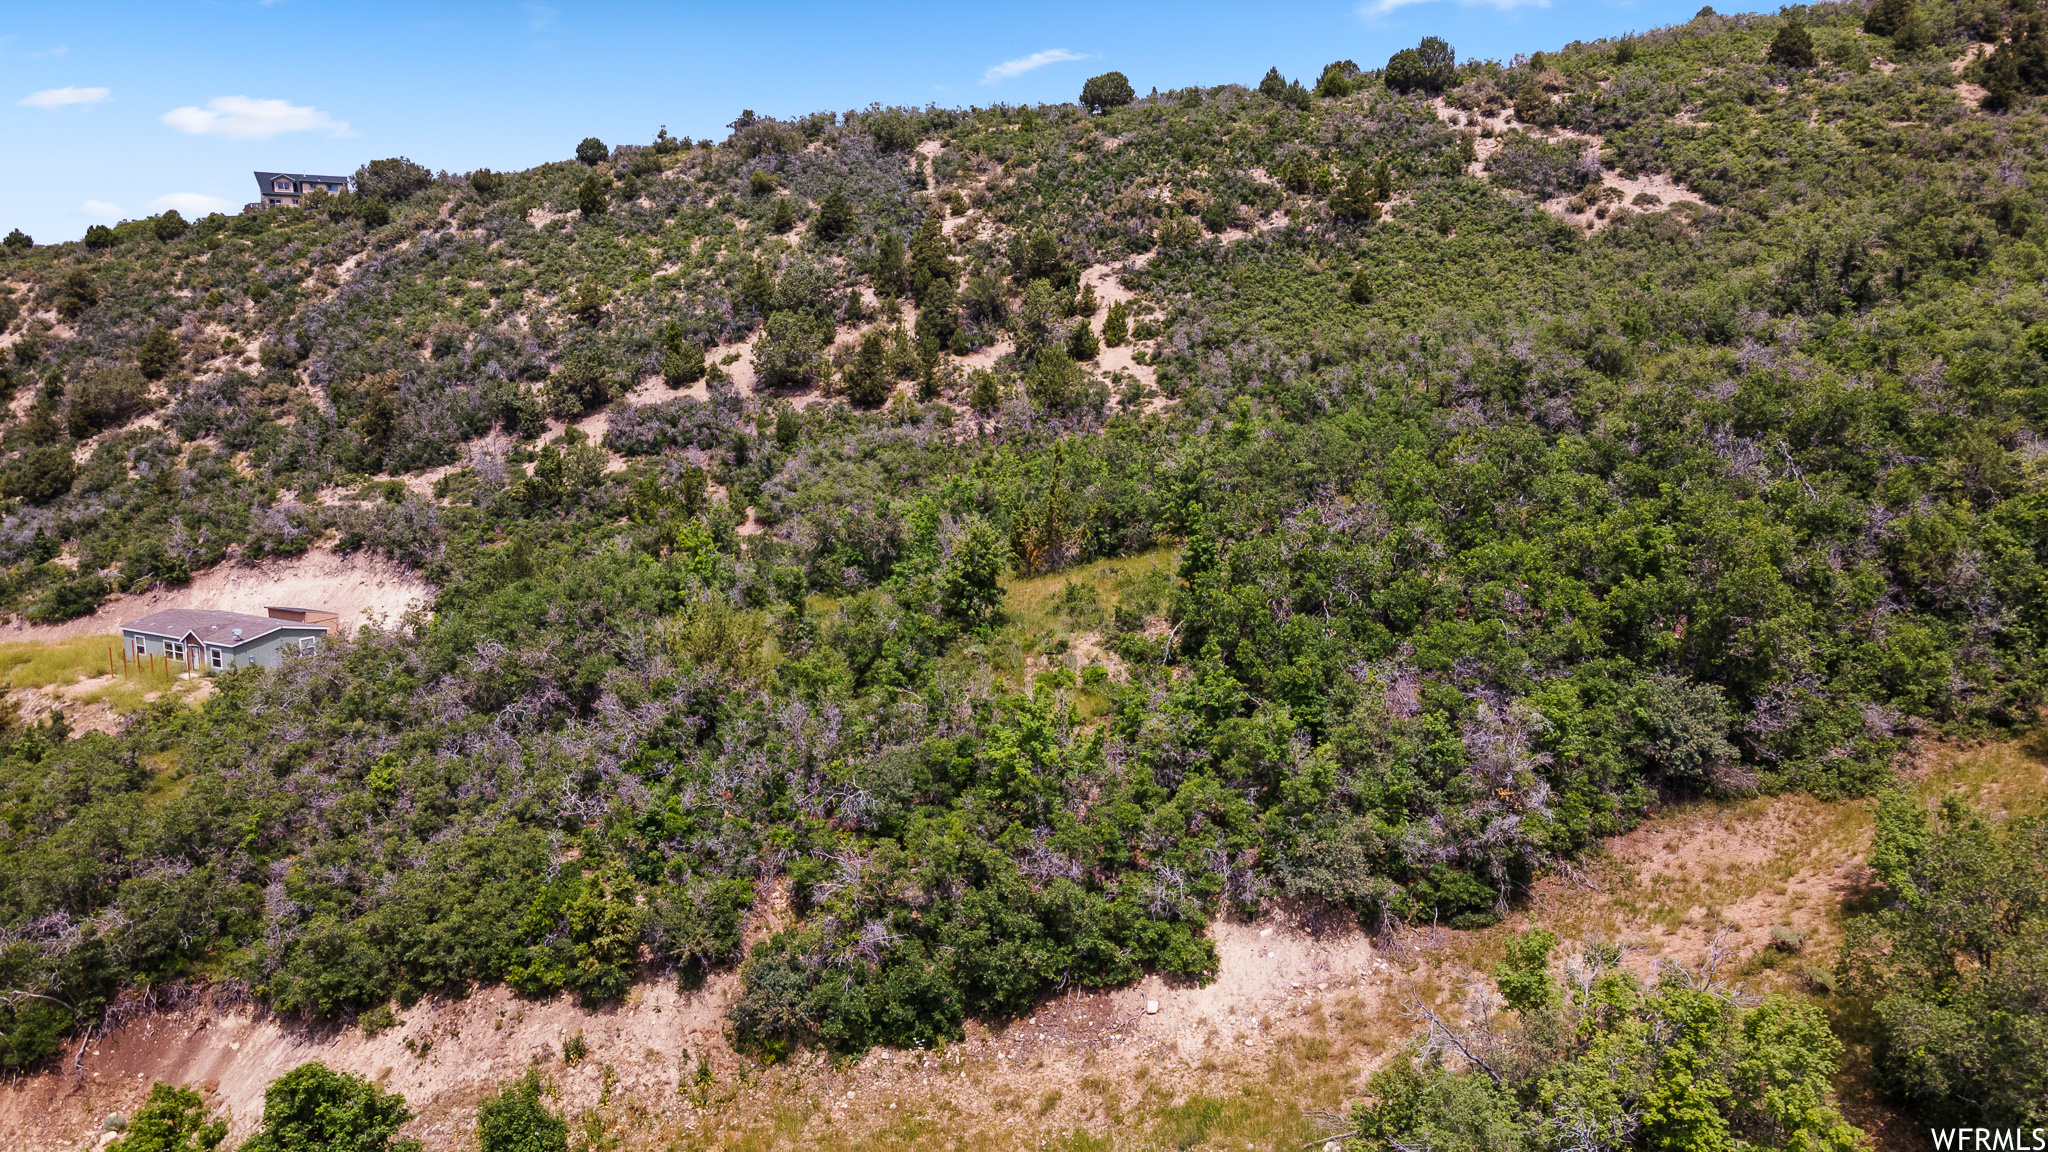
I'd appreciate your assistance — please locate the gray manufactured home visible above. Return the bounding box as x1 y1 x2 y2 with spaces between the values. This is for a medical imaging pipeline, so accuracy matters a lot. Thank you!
121 606 335 674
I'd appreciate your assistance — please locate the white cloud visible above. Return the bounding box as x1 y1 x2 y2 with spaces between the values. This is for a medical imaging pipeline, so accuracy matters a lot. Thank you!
148 192 233 216
160 95 354 140
981 48 1089 85
1364 0 1547 14
80 200 121 219
18 85 108 109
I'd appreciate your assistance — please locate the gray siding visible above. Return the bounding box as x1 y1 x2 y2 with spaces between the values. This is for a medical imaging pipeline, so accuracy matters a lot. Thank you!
121 626 326 674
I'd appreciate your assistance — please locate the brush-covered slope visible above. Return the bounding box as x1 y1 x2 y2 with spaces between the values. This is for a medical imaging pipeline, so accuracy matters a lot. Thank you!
0 4 2043 1139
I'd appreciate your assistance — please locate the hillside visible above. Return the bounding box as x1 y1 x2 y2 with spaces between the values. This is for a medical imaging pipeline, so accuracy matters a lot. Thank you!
4 2 2048 1148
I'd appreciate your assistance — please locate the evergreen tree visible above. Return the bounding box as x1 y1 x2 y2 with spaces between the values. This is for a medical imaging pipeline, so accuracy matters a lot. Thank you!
662 342 706 388
1768 20 1817 69
137 325 179 379
871 231 906 297
814 189 856 240
1068 318 1101 361
937 517 1009 625
740 260 776 317
769 197 796 233
845 329 892 407
1079 71 1136 112
152 210 188 243
1 229 29 252
1863 0 1915 37
1349 270 1374 305
915 276 960 350
907 212 955 305
568 281 608 326
1982 12 2048 110
1331 164 1378 222
1386 37 1457 93
1315 60 1361 98
576 137 608 166
1102 300 1130 347
355 157 433 201
1258 67 1288 99
576 173 609 216
1024 345 1085 412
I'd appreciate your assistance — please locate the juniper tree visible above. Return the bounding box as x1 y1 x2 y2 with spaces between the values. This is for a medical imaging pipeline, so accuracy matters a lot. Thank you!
576 173 609 216
1768 20 1817 69
1102 300 1130 347
1079 71 1136 112
1067 318 1101 361
844 329 891 407
814 189 856 241
137 326 179 379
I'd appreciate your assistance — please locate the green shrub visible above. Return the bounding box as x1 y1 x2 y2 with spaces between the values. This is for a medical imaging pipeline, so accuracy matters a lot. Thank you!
476 1067 565 1152
355 157 433 202
1842 798 2048 1126
241 1063 415 1152
107 1082 226 1152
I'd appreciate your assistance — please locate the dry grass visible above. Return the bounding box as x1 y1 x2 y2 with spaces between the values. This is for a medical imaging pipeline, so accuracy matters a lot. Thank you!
1000 545 1177 639
0 632 193 713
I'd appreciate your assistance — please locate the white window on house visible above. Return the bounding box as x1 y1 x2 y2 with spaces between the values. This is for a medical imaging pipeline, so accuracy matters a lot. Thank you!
166 640 185 660
299 637 316 654
131 636 146 658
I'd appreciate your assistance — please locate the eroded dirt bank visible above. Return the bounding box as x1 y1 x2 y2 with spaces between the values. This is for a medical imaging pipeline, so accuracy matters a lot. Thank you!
13 740 2021 1151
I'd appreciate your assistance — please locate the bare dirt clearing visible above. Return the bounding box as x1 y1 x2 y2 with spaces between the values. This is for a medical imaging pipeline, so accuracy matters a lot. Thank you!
6 547 435 641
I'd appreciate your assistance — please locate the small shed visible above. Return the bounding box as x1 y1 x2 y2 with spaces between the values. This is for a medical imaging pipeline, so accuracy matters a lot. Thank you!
120 606 332 674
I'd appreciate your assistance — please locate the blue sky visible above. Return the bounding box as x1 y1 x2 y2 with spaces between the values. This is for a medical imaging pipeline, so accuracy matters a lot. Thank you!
5 0 1712 243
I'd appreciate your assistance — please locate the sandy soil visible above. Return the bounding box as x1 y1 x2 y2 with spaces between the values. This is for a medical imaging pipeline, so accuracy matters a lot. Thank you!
0 911 1398 1152
1427 97 1705 233
4 547 435 641
1077 262 1162 404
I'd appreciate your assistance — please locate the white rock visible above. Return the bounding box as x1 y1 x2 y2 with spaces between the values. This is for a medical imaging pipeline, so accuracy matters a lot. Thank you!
1144 1000 1159 1015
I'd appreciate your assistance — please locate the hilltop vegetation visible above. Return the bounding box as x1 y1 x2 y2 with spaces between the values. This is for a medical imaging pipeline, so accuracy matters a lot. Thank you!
3 0 2048 1141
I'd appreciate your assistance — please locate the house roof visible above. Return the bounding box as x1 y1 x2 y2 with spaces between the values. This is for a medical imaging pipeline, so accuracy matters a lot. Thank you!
253 172 354 192
123 608 327 647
